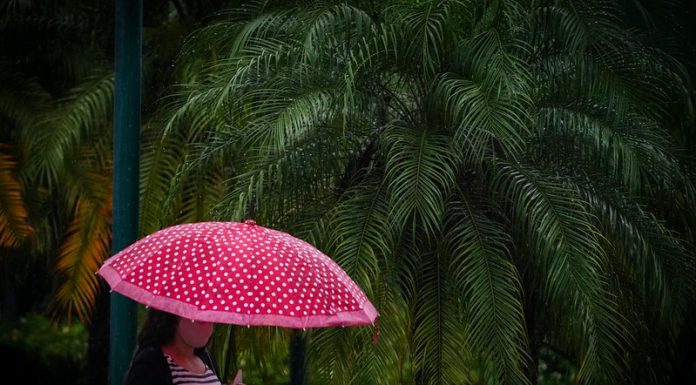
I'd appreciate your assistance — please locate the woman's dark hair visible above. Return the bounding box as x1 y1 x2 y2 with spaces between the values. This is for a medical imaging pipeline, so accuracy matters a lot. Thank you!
136 308 180 348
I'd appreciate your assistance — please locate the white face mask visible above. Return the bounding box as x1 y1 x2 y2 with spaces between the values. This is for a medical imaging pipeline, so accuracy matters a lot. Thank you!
177 319 213 348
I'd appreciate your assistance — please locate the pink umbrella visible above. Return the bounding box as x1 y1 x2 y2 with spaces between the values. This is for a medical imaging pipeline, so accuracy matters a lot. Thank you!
97 221 378 328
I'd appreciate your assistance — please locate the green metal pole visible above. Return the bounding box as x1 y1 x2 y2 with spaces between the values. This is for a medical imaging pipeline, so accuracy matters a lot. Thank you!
110 1 142 385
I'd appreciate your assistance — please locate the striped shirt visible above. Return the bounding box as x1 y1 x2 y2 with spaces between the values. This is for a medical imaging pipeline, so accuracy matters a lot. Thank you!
164 353 223 385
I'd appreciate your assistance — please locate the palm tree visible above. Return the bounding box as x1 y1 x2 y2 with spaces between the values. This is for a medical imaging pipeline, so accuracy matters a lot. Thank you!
142 0 696 384
0 2 237 384
1 3 118 381
0 0 238 323
0 0 116 322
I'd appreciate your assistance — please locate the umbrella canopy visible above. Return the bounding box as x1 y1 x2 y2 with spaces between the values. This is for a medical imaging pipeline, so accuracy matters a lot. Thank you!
98 221 378 328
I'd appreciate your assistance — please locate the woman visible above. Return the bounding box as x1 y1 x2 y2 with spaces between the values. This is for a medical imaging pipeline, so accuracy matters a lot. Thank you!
125 308 243 385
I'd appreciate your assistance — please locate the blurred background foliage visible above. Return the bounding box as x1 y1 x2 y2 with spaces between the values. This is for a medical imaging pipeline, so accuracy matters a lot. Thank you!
1 1 695 385
0 313 88 385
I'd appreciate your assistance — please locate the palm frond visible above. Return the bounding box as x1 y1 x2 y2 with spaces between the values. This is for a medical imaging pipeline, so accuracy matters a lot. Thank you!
209 325 290 384
580 181 694 317
492 161 629 384
328 179 394 296
168 152 226 225
432 70 530 162
216 122 356 224
301 3 374 60
309 268 410 385
0 146 33 247
237 83 341 151
351 288 411 385
535 106 685 195
51 173 111 323
410 247 473 385
446 189 530 385
384 123 459 236
309 327 361 385
0 62 52 134
385 0 470 76
25 70 114 188
139 120 193 233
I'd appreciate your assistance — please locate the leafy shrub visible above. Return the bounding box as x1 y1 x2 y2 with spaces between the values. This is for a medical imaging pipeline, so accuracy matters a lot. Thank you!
0 313 87 384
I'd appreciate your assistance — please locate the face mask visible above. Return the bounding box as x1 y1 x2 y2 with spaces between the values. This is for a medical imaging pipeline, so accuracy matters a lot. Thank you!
177 319 213 348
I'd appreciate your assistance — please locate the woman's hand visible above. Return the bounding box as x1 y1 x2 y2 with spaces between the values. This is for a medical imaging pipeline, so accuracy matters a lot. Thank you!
230 369 243 385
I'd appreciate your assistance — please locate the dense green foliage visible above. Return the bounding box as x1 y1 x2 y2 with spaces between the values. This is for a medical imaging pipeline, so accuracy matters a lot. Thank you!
0 313 88 384
0 0 115 320
1 1 696 385
147 1 696 384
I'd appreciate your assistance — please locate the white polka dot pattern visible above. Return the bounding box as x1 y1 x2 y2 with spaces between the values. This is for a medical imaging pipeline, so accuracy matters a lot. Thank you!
97 221 378 328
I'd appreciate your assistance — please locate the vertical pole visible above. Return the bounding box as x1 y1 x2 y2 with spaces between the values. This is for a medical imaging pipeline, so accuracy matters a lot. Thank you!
110 1 142 385
290 330 307 385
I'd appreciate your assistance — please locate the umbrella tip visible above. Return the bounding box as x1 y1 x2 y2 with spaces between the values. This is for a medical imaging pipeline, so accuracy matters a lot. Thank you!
243 220 256 226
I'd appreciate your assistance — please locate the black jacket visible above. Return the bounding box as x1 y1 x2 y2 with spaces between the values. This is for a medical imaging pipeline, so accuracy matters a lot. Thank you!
124 345 219 385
